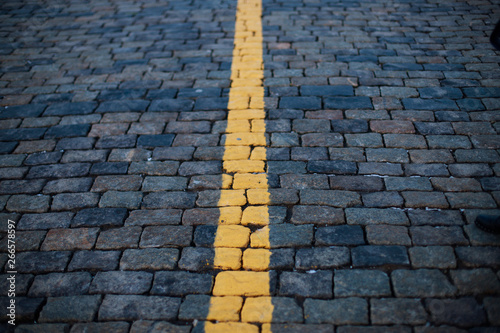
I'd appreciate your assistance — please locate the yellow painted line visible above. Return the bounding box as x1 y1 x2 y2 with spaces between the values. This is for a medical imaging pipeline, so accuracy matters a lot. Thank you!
205 0 274 330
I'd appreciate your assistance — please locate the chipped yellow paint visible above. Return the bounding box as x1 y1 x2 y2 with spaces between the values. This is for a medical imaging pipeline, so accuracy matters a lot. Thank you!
208 0 274 328
250 226 271 248
250 147 267 160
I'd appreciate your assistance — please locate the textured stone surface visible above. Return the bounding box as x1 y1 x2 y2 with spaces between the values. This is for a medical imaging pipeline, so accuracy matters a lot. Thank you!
0 0 499 330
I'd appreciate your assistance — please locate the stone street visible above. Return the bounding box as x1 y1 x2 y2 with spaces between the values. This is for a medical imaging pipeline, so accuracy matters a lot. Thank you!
0 0 500 332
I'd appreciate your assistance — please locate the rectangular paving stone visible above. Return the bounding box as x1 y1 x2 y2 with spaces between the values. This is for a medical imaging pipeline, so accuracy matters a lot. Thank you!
91 175 143 192
371 298 427 325
125 209 182 226
410 226 469 246
324 96 373 109
280 271 333 298
44 102 97 116
402 98 458 110
151 271 213 296
409 246 457 269
28 272 91 297
43 178 93 194
68 250 120 272
0 104 46 119
90 271 153 295
128 161 179 175
295 247 350 269
45 124 90 139
137 134 175 148
99 191 143 209
99 295 181 321
142 192 196 209
17 251 71 273
41 228 99 251
27 163 91 179
120 248 179 271
24 151 63 165
304 298 368 324
450 268 500 296
95 135 137 149
96 226 142 250
425 298 487 328
307 160 357 174
281 174 329 190
291 205 344 225
39 295 101 323
352 246 409 267
6 194 50 213
140 226 192 248
316 225 365 247
141 176 188 192
300 189 361 207
392 269 457 297
72 208 128 227
69 322 130 333
456 246 500 268
408 210 464 226
18 212 74 230
51 192 100 211
335 270 391 297
153 147 195 161
0 128 47 141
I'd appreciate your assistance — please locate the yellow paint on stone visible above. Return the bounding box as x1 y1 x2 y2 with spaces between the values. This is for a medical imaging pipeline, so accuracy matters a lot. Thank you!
227 109 266 120
233 174 268 189
213 225 250 248
251 119 266 133
213 271 271 296
226 119 251 133
223 133 267 146
223 146 251 160
214 248 242 270
218 190 247 206
223 160 265 173
206 296 243 322
209 0 275 326
250 226 271 248
250 147 267 160
247 189 271 205
218 206 243 225
241 297 275 323
242 248 271 271
227 96 249 110
241 205 270 226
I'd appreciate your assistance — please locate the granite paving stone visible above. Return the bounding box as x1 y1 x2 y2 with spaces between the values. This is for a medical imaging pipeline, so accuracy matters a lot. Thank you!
0 0 499 330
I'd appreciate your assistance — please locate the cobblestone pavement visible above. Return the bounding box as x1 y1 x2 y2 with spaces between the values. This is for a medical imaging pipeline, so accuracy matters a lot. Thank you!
1 0 500 331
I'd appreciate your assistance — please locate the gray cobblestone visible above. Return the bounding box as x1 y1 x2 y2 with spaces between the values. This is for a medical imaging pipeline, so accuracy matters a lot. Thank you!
304 298 368 324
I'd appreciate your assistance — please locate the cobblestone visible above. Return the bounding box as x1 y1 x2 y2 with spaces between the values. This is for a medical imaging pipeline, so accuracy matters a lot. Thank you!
1 0 499 330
